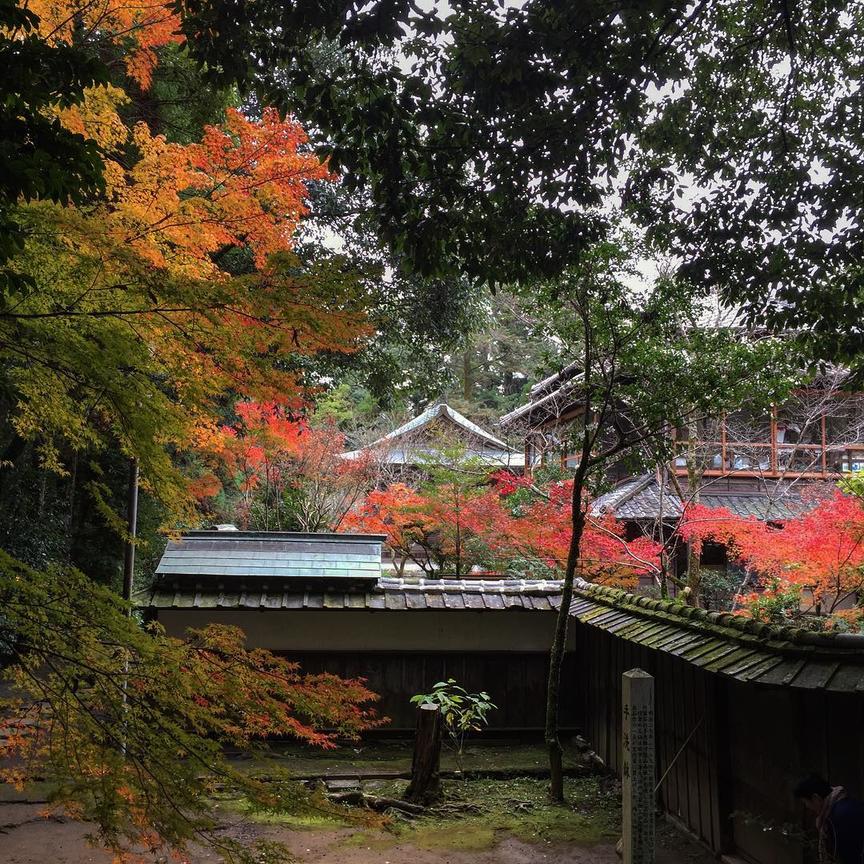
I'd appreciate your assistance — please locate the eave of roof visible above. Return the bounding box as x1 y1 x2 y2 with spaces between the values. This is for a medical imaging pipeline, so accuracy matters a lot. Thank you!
569 578 864 691
500 365 584 428
341 446 525 467
141 576 565 612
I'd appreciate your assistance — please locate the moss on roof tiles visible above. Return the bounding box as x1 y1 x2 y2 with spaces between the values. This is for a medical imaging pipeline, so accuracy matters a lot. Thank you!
570 578 864 661
568 576 864 691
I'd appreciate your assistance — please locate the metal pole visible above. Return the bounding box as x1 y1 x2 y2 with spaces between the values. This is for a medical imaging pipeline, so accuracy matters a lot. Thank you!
122 457 138 606
120 457 139 754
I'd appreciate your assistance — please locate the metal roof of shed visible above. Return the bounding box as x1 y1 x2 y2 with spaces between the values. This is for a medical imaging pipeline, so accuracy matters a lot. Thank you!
142 576 565 612
156 531 386 581
569 578 864 692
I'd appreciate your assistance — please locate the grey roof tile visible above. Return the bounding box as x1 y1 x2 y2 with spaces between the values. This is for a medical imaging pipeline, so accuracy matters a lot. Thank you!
425 592 446 609
406 592 428 610
443 592 466 609
463 593 485 610
385 592 407 610
568 578 864 692
592 475 815 522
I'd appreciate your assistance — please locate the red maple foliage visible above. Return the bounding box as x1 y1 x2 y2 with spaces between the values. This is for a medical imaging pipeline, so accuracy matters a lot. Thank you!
465 475 660 588
345 471 661 586
679 489 864 617
341 483 431 576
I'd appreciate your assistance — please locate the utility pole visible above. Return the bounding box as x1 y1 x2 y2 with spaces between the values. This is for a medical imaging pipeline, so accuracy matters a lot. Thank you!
122 457 139 606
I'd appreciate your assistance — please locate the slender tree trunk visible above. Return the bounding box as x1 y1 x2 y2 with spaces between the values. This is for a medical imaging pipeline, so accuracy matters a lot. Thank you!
462 347 474 401
685 541 701 605
659 547 670 599
545 483 587 802
684 422 701 605
657 467 669 598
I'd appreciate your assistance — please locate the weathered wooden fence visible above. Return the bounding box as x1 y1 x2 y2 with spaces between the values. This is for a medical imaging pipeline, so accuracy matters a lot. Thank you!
283 650 579 731
573 623 864 864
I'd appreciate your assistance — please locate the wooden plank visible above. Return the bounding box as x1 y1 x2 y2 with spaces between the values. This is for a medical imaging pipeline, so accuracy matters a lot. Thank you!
826 693 861 793
662 653 679 819
697 669 712 845
679 659 694 831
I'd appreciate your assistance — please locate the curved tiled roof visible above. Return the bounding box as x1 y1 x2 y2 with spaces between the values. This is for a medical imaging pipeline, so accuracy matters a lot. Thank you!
142 576 565 612
342 403 522 464
569 578 864 691
591 474 812 521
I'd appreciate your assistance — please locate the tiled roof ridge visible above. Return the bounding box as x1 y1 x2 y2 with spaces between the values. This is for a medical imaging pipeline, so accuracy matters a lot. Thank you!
178 530 388 542
571 578 864 656
593 473 661 514
365 402 513 452
376 576 564 595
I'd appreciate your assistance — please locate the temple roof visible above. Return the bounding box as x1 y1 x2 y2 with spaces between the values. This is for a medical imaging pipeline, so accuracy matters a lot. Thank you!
342 402 524 467
591 474 813 522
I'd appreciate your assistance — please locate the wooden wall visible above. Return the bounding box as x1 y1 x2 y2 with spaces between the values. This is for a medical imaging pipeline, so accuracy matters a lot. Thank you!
573 624 864 864
283 650 579 731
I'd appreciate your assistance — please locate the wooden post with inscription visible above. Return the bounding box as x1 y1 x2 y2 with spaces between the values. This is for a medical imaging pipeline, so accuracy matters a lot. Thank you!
622 669 655 864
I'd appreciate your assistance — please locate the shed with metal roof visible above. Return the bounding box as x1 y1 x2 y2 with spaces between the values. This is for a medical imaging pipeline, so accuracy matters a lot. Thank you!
143 531 574 730
156 530 386 583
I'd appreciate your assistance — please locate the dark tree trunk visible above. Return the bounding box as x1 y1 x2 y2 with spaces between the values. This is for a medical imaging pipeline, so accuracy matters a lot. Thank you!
405 703 442 805
545 484 587 803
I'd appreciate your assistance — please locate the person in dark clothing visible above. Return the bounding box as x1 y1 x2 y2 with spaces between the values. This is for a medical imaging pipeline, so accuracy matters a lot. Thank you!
795 775 864 864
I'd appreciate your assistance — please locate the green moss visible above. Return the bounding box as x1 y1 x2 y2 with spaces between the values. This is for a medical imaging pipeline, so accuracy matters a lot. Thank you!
232 740 583 780
213 794 351 830
341 776 619 852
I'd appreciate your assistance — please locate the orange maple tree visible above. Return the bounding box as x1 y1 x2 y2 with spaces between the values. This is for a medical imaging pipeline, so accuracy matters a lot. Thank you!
193 401 378 531
1 8 382 862
30 0 182 89
341 483 430 575
0 551 384 864
9 0 372 517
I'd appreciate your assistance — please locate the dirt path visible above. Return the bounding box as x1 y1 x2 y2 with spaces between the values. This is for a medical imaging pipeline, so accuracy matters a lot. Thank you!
0 803 713 864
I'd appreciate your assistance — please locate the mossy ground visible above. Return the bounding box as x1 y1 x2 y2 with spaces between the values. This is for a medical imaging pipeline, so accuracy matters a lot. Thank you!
231 739 583 779
220 741 617 851
216 771 618 851
340 776 616 851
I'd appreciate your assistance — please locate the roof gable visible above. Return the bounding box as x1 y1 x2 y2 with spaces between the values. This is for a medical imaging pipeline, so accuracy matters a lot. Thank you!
376 403 511 450
342 403 524 466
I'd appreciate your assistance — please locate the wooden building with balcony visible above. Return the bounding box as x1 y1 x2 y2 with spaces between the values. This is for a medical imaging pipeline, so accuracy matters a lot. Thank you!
500 365 864 593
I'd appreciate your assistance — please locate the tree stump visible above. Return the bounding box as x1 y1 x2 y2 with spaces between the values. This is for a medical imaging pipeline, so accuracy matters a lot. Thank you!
405 703 442 804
